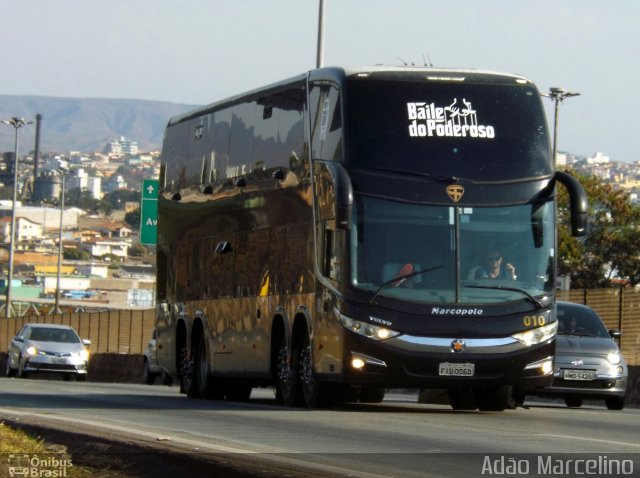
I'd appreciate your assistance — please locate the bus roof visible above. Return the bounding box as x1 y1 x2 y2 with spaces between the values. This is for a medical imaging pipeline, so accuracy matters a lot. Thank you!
166 66 534 127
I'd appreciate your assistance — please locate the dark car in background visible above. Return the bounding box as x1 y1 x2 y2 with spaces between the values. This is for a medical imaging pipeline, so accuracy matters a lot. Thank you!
143 328 172 385
517 301 627 410
5 324 91 381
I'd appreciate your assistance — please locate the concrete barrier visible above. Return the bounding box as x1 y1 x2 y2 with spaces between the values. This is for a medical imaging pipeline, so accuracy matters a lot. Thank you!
0 352 145 384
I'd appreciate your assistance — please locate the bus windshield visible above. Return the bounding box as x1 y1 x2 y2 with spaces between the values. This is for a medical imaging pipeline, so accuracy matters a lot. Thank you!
350 195 555 306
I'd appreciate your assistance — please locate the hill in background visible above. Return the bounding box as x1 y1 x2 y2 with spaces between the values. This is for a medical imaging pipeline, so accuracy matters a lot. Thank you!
0 95 200 154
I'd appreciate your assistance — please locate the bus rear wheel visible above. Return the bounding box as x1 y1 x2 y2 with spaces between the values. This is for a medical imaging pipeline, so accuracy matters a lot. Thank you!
275 344 299 407
183 334 223 399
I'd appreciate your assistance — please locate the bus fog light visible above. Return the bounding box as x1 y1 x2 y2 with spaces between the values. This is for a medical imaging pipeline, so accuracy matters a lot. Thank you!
541 360 553 375
524 356 554 375
351 358 366 369
350 352 387 370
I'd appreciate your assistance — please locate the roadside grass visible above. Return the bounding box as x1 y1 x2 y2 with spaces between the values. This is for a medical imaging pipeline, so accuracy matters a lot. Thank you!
0 421 92 477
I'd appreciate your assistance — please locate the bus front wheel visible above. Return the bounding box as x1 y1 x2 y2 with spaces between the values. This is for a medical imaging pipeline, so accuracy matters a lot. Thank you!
299 344 331 409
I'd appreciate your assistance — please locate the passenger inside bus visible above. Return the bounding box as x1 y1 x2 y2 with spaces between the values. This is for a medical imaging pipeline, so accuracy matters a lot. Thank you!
382 262 422 288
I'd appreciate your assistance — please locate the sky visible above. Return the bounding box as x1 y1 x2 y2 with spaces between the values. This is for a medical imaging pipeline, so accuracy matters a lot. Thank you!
1 0 638 163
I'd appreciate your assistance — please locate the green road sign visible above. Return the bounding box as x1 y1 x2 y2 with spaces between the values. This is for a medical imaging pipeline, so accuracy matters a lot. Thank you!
140 179 159 245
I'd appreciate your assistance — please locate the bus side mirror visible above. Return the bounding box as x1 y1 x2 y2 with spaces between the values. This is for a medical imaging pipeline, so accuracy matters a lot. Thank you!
314 160 353 229
555 171 588 237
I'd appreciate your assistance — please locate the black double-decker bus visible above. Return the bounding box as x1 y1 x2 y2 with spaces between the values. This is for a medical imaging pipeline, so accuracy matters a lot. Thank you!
155 67 587 411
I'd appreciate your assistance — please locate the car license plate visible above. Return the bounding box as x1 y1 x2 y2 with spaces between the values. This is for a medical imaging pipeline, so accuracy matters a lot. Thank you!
563 369 595 381
439 362 475 377
52 358 68 365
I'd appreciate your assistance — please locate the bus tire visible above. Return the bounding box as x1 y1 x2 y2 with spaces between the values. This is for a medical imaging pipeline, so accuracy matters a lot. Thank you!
194 333 223 400
180 345 198 398
448 387 477 410
476 385 511 411
275 344 300 407
299 343 331 409
359 387 386 403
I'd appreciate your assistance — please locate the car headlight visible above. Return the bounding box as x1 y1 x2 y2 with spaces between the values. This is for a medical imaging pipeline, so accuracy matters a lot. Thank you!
512 321 558 346
607 351 622 365
78 349 90 361
340 316 400 341
26 346 38 356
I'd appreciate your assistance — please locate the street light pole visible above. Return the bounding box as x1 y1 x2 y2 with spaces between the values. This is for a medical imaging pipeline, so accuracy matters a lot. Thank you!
316 0 325 68
1 117 32 318
543 87 580 164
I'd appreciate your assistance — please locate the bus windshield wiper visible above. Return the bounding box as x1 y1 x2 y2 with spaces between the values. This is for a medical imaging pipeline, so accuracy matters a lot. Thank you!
464 285 545 309
370 265 444 304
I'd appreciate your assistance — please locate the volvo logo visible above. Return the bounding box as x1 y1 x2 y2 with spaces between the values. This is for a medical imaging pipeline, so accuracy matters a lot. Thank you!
451 339 466 353
446 185 464 202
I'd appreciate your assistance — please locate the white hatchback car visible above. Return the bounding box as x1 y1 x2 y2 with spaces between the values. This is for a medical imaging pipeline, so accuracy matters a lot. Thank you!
6 324 91 380
517 302 627 410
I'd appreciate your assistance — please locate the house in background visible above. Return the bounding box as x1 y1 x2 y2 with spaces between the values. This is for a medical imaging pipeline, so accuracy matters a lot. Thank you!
0 216 43 243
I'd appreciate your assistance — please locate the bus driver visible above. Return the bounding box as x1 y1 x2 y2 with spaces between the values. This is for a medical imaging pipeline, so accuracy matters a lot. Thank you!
475 249 517 280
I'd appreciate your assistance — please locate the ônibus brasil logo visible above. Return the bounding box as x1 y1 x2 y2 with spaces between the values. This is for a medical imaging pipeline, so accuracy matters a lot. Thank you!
407 99 496 139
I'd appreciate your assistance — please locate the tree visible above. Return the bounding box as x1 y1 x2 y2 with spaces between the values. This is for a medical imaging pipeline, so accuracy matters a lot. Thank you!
128 242 147 258
102 189 140 210
558 170 640 287
63 248 91 261
66 187 100 214
124 207 141 229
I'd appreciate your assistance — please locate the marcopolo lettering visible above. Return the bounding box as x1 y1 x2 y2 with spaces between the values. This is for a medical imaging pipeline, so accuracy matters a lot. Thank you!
407 99 496 139
432 307 484 316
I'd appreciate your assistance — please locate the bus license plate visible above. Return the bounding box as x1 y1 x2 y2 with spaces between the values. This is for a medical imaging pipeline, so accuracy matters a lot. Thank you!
439 362 475 377
564 369 595 381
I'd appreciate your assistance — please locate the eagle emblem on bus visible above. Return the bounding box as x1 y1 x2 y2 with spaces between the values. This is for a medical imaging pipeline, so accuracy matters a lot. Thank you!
446 185 464 202
451 339 466 353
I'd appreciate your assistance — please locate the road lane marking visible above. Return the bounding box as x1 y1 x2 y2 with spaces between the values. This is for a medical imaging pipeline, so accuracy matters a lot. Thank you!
537 433 640 449
0 407 395 478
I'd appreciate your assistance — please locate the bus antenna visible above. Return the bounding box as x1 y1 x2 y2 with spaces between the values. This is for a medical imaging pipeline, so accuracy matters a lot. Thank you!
397 56 415 66
423 53 433 67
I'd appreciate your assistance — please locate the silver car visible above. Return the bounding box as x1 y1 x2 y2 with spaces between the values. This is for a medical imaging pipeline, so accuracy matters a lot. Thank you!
5 324 91 381
519 301 627 410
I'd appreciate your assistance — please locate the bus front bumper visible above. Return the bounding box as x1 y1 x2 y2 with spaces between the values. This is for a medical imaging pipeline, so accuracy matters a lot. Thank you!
342 331 555 390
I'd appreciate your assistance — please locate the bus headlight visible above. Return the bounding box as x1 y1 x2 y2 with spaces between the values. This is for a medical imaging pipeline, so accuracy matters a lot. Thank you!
340 316 400 341
512 321 558 346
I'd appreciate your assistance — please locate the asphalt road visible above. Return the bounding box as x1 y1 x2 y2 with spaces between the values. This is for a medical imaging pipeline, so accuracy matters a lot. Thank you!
0 378 638 477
